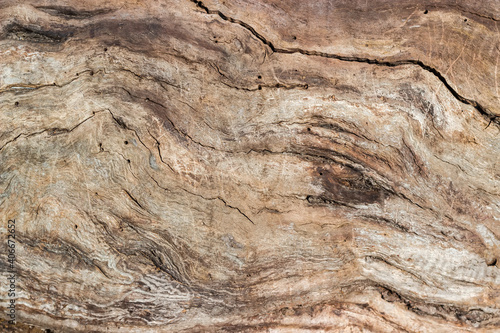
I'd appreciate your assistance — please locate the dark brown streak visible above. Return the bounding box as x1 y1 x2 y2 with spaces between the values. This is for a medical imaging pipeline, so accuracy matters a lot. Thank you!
36 5 114 19
4 22 73 43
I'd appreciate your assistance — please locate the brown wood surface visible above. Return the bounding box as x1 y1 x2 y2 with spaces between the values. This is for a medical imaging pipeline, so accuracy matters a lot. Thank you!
0 0 499 332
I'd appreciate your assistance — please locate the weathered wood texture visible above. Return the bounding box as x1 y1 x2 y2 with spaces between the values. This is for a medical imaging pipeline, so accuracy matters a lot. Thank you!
0 0 499 332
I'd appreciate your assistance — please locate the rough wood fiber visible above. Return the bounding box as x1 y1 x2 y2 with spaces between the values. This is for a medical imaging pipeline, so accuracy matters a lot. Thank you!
0 0 499 332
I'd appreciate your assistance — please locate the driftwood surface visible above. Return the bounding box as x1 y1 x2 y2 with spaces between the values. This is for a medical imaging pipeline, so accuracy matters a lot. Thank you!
1 0 500 332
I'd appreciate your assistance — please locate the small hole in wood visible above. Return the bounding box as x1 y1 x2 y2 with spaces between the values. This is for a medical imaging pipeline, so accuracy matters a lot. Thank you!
307 128 311 131
75 225 78 229
464 19 467 22
258 75 262 79
127 159 131 163
292 36 296 40
14 101 19 106
124 141 129 145
487 258 497 266
424 10 428 14
258 85 262 90
104 47 108 52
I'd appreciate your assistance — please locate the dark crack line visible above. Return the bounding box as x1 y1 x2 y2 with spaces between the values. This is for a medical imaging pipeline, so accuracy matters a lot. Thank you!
98 148 140 180
0 70 94 95
175 99 216 131
148 130 176 173
148 173 173 193
210 62 307 91
104 108 158 161
91 260 112 279
433 154 469 176
123 189 145 210
0 110 102 152
425 4 500 22
366 255 436 287
179 187 255 225
0 176 15 195
118 68 181 90
23 236 112 279
190 0 499 128
146 169 255 224
191 0 276 53
471 185 500 198
401 137 425 177
121 87 219 150
220 81 308 91
217 196 255 225
104 108 180 178
305 195 356 209
361 214 412 234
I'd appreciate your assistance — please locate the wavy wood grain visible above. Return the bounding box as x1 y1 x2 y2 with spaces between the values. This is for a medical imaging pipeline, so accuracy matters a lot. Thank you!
0 0 499 332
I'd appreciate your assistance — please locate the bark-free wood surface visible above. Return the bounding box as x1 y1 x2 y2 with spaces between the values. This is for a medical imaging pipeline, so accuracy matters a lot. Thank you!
1 0 499 332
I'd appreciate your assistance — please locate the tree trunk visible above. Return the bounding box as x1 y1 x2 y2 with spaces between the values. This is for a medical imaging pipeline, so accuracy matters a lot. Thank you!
1 0 499 332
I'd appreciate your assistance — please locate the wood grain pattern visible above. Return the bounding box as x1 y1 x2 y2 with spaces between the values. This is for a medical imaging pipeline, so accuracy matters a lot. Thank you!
0 0 499 332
